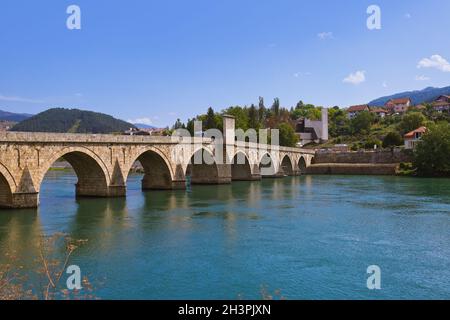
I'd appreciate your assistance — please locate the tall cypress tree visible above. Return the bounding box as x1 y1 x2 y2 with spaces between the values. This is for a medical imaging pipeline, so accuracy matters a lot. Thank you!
258 96 266 123
248 104 258 129
272 98 280 117
205 107 216 130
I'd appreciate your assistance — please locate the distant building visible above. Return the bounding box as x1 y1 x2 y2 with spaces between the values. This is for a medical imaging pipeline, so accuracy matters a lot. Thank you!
123 128 150 136
432 95 450 112
0 120 16 132
385 98 412 114
404 126 427 149
370 107 387 118
295 108 329 146
347 104 370 118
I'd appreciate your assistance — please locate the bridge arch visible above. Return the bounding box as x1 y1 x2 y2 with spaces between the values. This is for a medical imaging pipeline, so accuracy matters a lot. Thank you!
258 152 278 177
38 147 111 197
126 147 175 190
186 148 220 184
280 155 294 176
231 151 253 181
0 164 15 208
298 156 307 174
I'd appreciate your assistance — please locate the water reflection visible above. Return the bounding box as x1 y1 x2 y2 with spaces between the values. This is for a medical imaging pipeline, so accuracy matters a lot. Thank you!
0 172 449 299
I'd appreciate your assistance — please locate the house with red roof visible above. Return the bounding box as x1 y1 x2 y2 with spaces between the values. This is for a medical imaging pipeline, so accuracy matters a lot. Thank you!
432 95 450 112
370 107 387 118
385 98 412 114
404 126 427 149
347 104 369 119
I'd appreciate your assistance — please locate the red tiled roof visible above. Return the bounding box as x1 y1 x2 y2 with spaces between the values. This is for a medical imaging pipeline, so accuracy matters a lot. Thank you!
404 126 427 139
370 107 387 113
347 104 369 112
386 98 411 105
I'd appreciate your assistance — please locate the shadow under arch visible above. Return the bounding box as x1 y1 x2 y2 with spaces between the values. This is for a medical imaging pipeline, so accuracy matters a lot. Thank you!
186 148 219 184
231 152 253 181
280 155 294 176
298 156 307 174
0 171 13 208
127 148 175 190
39 149 110 199
259 153 277 178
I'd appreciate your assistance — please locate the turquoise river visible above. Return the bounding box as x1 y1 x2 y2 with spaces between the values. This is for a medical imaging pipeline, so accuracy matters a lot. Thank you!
1 171 449 299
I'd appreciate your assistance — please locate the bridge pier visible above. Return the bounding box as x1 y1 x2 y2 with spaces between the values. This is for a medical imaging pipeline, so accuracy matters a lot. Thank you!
9 192 39 209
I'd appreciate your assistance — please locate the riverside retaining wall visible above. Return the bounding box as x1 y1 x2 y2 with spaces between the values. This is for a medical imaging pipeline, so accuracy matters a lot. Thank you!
306 149 412 175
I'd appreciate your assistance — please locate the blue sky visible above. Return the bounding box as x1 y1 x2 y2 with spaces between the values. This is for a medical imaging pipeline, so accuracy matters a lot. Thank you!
1 0 449 127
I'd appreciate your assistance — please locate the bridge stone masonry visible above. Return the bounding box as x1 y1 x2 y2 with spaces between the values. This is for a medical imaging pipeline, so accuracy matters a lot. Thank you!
0 116 315 209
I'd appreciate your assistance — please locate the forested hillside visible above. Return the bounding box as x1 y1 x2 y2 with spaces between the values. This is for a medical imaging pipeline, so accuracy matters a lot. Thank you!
11 108 136 134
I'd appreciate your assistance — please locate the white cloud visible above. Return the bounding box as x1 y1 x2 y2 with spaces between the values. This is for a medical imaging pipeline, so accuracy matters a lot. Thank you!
127 117 153 125
293 72 312 78
343 71 366 85
405 13 411 19
417 54 450 72
168 112 177 116
317 32 333 40
382 81 388 88
415 75 430 81
0 94 44 103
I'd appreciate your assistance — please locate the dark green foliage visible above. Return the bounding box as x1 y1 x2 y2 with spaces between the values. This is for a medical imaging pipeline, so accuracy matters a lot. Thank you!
277 123 298 147
271 98 280 117
350 111 375 134
205 107 216 130
248 104 259 130
382 131 404 148
11 108 136 134
398 112 426 134
414 122 450 177
363 137 382 149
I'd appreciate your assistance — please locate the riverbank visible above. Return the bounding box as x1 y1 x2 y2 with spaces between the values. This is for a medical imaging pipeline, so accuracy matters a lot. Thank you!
307 149 412 176
307 163 399 175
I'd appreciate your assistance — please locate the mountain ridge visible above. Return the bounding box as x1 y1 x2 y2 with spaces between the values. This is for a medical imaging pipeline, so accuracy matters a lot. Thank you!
0 109 33 122
368 86 450 106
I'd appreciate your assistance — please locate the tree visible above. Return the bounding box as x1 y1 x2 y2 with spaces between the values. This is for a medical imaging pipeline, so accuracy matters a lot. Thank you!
295 100 304 110
350 111 374 134
205 107 216 130
382 131 403 148
398 112 426 134
258 96 266 123
248 104 259 129
414 122 450 177
172 118 184 130
271 98 280 117
363 137 382 149
277 123 298 147
224 106 249 131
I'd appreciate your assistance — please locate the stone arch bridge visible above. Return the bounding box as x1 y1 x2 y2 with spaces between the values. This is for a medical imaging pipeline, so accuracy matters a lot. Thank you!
0 118 314 209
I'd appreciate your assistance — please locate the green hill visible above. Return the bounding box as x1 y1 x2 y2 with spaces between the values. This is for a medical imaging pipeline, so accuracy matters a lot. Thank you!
11 108 136 134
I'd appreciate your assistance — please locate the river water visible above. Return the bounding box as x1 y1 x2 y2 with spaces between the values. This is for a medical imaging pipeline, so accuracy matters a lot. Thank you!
1 171 449 299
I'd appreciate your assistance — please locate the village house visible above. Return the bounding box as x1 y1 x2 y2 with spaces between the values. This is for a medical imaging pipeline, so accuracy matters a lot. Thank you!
385 98 412 114
432 95 450 113
347 104 369 119
370 107 387 118
404 126 427 150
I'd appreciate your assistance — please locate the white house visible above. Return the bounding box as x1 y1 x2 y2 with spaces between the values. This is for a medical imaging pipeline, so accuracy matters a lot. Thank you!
404 126 426 149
